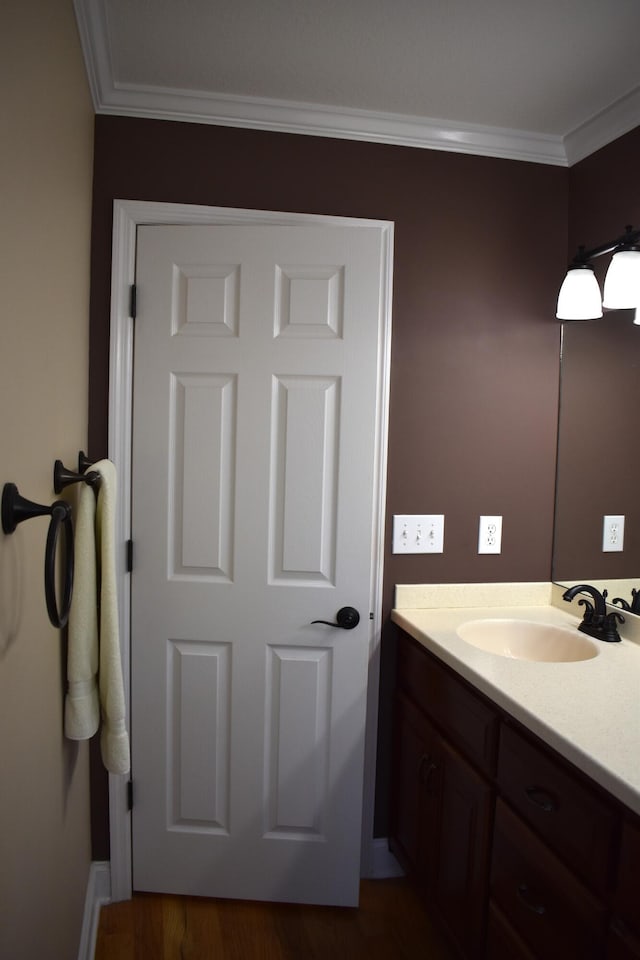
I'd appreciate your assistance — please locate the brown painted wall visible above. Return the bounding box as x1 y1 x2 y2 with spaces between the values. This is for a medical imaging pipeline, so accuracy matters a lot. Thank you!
554 128 640 582
89 116 566 848
569 127 640 253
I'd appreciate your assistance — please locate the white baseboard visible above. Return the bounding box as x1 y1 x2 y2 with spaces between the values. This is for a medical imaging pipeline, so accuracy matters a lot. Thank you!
77 861 111 960
368 838 405 879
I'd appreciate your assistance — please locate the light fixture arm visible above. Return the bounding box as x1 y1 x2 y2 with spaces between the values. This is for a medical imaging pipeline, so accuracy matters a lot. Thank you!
569 224 640 266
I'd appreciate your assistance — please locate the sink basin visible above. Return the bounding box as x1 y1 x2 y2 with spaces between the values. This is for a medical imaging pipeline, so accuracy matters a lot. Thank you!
456 619 598 662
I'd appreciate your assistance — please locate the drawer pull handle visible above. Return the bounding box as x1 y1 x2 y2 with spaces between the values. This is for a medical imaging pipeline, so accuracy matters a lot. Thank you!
611 917 628 938
517 883 546 916
525 785 557 813
417 754 438 790
417 753 431 783
424 760 438 791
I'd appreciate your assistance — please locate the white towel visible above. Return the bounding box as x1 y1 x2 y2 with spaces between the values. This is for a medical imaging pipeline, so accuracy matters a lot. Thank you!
93 459 131 775
64 480 100 740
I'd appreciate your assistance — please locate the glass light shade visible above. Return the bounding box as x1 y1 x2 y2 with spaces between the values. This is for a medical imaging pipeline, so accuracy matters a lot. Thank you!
556 265 602 320
602 249 640 309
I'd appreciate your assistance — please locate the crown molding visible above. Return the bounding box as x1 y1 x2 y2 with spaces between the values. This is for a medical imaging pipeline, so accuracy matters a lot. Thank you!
74 0 637 168
564 85 640 166
100 84 570 166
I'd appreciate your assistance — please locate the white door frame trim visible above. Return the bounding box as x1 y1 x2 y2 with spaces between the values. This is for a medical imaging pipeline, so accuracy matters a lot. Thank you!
107 199 394 901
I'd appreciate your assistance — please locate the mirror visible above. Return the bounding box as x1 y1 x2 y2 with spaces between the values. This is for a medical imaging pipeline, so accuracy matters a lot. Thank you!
552 311 640 610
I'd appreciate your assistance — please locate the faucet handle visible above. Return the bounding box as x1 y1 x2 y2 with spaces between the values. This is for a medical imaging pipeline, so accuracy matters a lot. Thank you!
612 596 631 611
602 611 624 643
577 598 595 623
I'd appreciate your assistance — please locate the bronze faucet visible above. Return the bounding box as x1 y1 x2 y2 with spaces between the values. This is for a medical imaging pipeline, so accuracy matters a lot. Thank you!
562 583 623 643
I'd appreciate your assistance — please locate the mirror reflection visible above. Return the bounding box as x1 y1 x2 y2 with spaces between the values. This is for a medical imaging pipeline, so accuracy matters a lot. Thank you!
553 311 640 611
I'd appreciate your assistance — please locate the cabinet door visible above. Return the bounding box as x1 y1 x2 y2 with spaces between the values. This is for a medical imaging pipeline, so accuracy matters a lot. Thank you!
487 902 537 960
608 817 640 959
390 692 436 879
432 736 493 959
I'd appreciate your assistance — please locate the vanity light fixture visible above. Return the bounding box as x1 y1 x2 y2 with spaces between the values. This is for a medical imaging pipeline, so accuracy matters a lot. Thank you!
557 224 640 321
556 257 602 321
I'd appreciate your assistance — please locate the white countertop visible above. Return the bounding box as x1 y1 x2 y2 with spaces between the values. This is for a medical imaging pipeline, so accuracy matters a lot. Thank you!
391 598 640 816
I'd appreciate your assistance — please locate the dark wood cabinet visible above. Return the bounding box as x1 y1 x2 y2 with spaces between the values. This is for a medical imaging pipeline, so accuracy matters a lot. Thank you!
486 902 537 960
390 692 433 880
390 627 640 960
497 721 615 892
606 818 640 960
395 626 498 774
431 733 493 957
607 924 640 960
490 799 606 959
391 633 496 958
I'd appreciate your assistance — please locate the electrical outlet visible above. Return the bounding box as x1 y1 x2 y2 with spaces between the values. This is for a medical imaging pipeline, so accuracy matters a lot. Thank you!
603 515 624 552
478 515 502 554
392 515 444 554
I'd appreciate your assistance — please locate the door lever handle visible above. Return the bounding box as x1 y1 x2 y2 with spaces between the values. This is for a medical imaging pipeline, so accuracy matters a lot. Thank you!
311 606 360 630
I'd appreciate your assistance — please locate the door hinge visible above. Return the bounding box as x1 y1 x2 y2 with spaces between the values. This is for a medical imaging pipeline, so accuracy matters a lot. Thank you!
127 780 134 811
130 284 137 320
126 539 133 572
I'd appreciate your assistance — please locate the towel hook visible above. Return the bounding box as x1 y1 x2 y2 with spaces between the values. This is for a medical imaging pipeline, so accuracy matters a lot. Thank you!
53 459 100 494
1 483 74 629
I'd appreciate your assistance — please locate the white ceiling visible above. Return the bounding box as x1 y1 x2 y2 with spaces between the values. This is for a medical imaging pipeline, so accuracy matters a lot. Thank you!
74 0 640 166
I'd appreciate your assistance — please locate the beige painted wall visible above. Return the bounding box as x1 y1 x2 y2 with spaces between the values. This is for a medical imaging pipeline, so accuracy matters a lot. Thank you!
0 3 94 957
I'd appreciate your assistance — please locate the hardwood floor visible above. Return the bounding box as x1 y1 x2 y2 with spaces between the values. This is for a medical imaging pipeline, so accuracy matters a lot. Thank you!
95 879 458 959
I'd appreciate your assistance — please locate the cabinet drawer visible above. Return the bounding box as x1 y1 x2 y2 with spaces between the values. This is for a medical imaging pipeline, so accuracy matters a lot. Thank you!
497 721 615 890
491 799 606 960
396 630 498 775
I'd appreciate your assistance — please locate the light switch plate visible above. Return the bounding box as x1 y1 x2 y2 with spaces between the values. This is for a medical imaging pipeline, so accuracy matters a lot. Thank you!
392 515 444 554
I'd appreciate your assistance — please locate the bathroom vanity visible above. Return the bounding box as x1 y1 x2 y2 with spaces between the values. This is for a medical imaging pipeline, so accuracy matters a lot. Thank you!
389 586 640 960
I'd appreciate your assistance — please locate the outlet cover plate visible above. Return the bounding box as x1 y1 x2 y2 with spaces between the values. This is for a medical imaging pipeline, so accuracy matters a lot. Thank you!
392 515 444 554
603 515 624 552
478 515 502 554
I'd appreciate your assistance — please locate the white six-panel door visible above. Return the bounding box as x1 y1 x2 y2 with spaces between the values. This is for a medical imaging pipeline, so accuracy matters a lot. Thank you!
130 221 388 906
